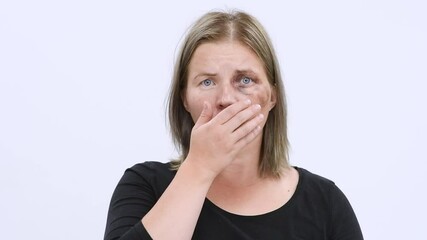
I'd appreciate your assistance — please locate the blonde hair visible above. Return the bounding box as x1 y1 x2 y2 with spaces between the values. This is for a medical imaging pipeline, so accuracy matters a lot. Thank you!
168 10 289 178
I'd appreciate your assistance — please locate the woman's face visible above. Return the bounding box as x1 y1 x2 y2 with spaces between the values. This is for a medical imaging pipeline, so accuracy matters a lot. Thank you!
183 40 276 126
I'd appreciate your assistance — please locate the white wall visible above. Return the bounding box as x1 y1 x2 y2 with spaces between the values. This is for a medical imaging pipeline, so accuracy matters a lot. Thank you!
1 0 426 239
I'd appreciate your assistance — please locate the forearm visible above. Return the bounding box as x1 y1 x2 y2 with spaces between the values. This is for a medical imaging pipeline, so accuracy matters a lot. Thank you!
141 160 215 240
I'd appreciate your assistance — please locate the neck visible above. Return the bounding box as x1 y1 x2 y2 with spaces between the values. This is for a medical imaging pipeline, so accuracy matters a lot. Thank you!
213 135 264 188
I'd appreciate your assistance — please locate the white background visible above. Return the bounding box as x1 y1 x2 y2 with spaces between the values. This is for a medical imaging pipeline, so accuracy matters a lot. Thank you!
1 0 426 239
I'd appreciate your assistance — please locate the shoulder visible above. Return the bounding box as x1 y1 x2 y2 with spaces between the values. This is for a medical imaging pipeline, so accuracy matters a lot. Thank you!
292 167 363 238
296 167 334 183
119 161 176 197
294 167 344 201
296 167 336 188
293 167 356 214
128 161 175 177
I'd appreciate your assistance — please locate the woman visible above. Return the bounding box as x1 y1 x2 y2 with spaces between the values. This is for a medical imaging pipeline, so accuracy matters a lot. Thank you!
104 10 363 240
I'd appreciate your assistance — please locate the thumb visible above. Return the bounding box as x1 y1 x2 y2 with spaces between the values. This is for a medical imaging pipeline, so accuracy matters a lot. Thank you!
194 101 212 129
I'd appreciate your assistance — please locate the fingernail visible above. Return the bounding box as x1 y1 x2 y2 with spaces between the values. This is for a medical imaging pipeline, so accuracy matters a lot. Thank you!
245 99 251 105
255 104 261 110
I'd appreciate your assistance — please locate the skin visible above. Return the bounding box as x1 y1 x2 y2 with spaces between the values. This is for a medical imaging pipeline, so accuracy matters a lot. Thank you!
183 40 277 180
142 40 298 239
184 40 298 215
184 40 276 124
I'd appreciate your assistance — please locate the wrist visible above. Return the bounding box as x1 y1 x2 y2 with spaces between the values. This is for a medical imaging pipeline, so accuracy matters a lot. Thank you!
179 157 218 185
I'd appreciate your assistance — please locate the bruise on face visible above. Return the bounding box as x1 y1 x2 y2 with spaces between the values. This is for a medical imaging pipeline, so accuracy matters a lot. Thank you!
231 69 274 110
184 41 276 121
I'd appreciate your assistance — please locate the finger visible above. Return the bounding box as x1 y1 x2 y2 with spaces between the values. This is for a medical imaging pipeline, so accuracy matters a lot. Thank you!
211 99 252 125
232 113 264 143
237 124 263 147
226 104 261 132
194 101 213 129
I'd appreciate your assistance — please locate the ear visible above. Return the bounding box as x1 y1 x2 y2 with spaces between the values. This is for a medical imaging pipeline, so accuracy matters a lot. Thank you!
268 85 277 110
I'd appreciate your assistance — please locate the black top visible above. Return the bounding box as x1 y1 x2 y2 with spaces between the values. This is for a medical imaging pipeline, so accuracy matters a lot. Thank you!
104 161 363 240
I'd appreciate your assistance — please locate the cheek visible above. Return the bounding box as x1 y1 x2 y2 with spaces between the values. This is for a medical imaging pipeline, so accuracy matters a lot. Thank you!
243 85 271 109
184 93 209 122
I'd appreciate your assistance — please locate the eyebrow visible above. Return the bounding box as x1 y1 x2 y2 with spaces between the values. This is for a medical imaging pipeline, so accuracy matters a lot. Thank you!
192 69 258 81
192 73 217 81
235 69 257 76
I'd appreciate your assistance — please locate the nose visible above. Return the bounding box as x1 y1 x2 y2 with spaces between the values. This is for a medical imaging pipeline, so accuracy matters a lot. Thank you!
217 83 238 111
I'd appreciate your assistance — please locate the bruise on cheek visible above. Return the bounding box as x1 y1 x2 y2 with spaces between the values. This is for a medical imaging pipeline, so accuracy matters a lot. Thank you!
239 85 271 108
238 87 253 95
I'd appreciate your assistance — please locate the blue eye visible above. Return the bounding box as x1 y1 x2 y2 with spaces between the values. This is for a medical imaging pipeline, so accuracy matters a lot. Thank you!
241 76 252 85
202 79 213 86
